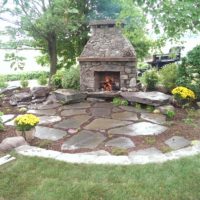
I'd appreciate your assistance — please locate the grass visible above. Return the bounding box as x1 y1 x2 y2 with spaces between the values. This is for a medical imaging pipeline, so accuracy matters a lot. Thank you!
1 154 200 200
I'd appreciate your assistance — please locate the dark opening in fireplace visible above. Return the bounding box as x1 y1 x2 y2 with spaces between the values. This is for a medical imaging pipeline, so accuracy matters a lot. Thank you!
94 71 120 91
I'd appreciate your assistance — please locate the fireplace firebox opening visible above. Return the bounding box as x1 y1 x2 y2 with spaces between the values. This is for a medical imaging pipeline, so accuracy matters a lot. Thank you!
95 71 120 91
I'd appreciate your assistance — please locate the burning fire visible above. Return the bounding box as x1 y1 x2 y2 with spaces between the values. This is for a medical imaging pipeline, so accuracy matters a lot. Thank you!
103 75 113 91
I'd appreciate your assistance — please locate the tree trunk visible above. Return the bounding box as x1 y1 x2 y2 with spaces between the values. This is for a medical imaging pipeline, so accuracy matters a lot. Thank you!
47 32 57 78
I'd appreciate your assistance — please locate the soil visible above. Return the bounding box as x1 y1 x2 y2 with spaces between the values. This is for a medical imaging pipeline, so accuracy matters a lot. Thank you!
1 88 200 154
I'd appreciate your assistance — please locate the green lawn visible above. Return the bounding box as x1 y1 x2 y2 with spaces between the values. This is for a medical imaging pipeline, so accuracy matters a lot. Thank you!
1 154 200 200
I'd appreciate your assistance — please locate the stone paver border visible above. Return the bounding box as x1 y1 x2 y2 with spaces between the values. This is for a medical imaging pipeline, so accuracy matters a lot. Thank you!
15 141 200 165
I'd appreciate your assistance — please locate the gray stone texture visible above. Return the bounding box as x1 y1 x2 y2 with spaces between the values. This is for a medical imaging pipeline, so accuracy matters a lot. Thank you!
61 130 106 150
158 105 175 114
84 118 131 131
2 114 15 123
79 20 137 92
108 122 167 136
38 116 62 125
35 126 67 141
54 115 91 129
141 113 166 124
61 109 87 117
54 89 87 104
121 91 171 106
31 86 50 98
0 136 27 151
112 111 138 121
165 136 190 150
28 109 57 115
62 102 91 109
105 137 135 149
90 107 111 117
9 92 32 106
129 147 163 157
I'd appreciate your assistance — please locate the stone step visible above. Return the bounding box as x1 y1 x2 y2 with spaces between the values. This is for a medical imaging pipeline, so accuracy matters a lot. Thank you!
121 91 171 106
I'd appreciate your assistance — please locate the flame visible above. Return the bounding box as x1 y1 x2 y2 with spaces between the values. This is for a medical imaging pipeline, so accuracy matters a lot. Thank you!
103 75 113 91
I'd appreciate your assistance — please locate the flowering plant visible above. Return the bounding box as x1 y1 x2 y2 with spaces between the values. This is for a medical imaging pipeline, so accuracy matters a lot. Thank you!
172 86 196 100
15 114 39 131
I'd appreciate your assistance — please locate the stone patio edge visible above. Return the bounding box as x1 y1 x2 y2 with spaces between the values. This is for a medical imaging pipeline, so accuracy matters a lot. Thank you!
15 141 200 165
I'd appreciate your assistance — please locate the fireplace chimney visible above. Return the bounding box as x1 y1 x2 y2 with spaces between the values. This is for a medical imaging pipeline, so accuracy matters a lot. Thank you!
78 20 137 92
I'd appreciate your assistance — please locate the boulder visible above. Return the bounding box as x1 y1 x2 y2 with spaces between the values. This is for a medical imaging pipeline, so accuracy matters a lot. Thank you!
0 86 21 95
0 136 28 151
31 86 50 98
157 105 175 114
9 92 32 106
121 91 171 106
53 89 87 104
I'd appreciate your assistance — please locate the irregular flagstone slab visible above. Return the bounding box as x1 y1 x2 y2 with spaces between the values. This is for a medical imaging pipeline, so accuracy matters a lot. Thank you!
61 130 106 150
38 116 62 125
84 118 131 131
54 115 91 129
29 103 61 110
120 106 148 113
164 136 190 150
121 91 171 106
112 107 123 113
54 89 87 104
61 109 87 117
90 107 111 117
93 102 113 108
15 141 200 165
108 122 167 136
105 137 135 149
35 126 67 141
62 102 91 109
141 113 166 124
27 109 57 115
5 119 15 126
112 111 138 121
0 155 16 166
2 114 15 123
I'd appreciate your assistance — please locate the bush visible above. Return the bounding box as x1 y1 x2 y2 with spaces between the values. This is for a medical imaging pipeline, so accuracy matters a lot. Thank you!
51 70 63 89
38 73 47 85
141 69 159 90
20 78 29 88
187 45 200 68
0 76 8 89
158 63 178 91
62 66 80 90
1 71 49 81
112 97 128 106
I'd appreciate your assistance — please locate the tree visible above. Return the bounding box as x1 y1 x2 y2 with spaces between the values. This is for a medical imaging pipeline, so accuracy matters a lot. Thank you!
0 0 83 76
135 0 200 38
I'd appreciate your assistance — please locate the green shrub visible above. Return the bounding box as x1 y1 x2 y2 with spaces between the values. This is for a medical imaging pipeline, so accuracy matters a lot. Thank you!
20 78 29 88
1 71 49 81
38 74 47 85
62 66 80 90
141 69 159 90
0 76 8 89
112 97 128 106
159 63 178 91
166 110 176 120
187 45 200 68
51 70 63 88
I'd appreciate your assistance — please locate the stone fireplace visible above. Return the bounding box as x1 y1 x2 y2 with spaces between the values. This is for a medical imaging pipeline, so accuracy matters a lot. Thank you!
78 20 137 92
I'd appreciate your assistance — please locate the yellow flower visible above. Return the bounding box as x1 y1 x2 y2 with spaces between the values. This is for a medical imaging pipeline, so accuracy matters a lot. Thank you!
15 114 39 128
172 87 196 100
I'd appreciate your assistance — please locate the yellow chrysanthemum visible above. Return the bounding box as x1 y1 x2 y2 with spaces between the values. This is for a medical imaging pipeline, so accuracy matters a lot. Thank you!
172 87 196 100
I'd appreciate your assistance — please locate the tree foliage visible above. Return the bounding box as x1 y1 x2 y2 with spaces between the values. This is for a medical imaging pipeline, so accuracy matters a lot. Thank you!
135 0 200 38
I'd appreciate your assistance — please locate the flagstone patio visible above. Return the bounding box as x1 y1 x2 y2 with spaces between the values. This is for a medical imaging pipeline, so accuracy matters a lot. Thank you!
2 101 194 164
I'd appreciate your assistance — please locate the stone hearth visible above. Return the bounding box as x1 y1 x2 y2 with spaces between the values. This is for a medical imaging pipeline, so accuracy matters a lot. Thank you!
78 20 137 92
